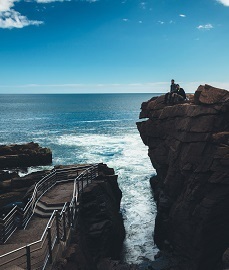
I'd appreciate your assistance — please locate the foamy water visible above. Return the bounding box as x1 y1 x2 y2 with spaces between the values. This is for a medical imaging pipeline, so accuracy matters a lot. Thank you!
0 93 158 264
42 132 158 263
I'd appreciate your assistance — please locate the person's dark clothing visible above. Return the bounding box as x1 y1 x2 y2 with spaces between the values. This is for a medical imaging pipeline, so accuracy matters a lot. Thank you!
170 83 176 93
165 87 186 104
165 83 177 103
176 87 186 99
164 92 172 103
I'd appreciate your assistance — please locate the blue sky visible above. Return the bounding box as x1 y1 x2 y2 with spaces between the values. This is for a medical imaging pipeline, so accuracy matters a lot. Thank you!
0 0 229 93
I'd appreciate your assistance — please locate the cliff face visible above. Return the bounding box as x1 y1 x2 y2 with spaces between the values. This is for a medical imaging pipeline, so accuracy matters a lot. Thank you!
57 164 137 270
137 85 229 270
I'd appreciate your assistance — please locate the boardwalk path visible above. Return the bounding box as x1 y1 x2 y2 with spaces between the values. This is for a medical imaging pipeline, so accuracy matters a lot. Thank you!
0 181 75 256
0 166 92 269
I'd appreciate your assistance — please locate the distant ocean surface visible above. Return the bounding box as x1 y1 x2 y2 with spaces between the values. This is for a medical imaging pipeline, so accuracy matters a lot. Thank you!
0 93 159 263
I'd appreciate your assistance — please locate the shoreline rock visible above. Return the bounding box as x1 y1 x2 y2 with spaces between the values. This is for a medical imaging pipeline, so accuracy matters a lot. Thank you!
0 142 52 169
137 85 229 270
0 142 52 213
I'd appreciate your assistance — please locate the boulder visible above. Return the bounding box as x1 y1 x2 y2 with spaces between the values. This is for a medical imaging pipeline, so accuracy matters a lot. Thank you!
194 84 229 105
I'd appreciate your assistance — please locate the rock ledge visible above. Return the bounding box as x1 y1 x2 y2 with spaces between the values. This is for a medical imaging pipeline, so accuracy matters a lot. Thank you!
0 142 52 169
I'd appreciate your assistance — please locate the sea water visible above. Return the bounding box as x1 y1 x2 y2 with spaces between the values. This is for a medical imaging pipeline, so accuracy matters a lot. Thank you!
0 93 159 263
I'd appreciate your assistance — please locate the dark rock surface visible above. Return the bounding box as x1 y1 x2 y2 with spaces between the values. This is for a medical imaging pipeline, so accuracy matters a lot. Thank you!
0 142 52 169
0 170 50 212
137 85 229 270
0 142 52 213
56 164 137 270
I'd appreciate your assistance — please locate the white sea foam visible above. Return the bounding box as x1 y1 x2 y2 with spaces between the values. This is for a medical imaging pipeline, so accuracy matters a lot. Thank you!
18 165 53 177
74 119 134 123
52 132 158 264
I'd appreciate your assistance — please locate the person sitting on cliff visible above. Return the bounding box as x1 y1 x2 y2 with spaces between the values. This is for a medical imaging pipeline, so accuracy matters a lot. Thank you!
171 84 186 103
164 79 177 104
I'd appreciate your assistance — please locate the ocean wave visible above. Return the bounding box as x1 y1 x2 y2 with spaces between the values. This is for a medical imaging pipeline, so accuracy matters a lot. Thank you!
74 118 135 123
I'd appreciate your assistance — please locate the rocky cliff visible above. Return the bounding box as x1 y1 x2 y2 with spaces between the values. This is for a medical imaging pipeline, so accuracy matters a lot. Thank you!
137 85 229 270
57 163 137 270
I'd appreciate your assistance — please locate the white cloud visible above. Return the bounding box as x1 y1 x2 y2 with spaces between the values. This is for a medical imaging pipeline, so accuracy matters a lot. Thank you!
123 18 129 22
179 14 186 17
0 82 170 93
0 9 43 28
138 20 142 24
0 0 99 29
0 0 44 28
216 0 229 6
35 0 70 3
0 0 18 12
140 2 146 9
0 0 72 29
1 81 229 94
158 20 164 25
197 23 213 30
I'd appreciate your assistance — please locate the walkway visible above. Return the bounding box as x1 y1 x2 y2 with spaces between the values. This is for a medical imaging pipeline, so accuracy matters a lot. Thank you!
0 182 75 257
0 165 97 270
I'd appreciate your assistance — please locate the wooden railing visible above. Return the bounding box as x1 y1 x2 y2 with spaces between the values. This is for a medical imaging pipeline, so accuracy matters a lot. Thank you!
0 164 99 270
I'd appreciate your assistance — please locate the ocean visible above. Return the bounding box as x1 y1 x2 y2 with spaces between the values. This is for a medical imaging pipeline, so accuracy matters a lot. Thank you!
0 93 158 263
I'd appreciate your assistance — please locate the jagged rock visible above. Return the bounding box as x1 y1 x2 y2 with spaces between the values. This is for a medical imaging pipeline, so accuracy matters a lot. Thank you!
78 174 124 263
137 85 229 270
0 142 52 214
0 142 52 169
57 164 126 270
194 84 229 105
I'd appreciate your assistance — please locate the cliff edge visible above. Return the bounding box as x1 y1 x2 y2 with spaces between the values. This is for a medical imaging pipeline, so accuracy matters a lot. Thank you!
137 85 229 270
